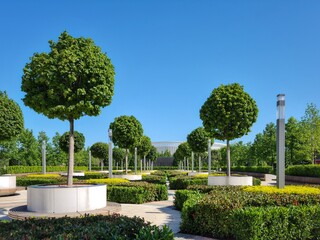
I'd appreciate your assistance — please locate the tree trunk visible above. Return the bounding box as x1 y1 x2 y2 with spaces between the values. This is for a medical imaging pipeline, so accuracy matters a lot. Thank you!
144 155 146 171
198 155 201 172
125 149 128 174
67 118 75 186
227 139 231 177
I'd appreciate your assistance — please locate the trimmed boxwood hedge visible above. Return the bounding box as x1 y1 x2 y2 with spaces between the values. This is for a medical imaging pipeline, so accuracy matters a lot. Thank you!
142 174 166 184
286 164 320 178
179 186 320 239
107 182 168 204
1 165 88 174
16 177 66 186
169 177 207 190
0 214 174 239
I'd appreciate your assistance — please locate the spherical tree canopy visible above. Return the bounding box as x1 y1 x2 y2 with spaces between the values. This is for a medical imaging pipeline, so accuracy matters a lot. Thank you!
109 115 143 150
200 83 258 141
21 31 115 121
173 142 191 163
59 131 85 153
187 127 210 153
113 147 126 163
147 145 158 162
0 91 24 141
137 135 152 157
90 142 109 160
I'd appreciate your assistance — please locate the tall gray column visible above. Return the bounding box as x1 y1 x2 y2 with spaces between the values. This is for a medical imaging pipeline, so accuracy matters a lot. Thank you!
134 147 137 175
276 94 285 188
108 129 113 178
191 152 194 172
89 150 92 171
208 139 211 174
42 140 46 174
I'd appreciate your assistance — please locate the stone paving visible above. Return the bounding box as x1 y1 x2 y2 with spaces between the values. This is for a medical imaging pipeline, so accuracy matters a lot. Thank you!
0 189 215 239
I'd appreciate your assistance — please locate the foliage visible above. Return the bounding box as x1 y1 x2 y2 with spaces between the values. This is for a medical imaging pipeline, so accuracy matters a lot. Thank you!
21 31 115 185
174 190 202 211
0 91 24 141
2 165 87 174
243 186 320 195
169 176 207 190
76 171 108 179
27 174 61 178
86 178 129 184
141 174 166 184
231 206 320 240
187 127 210 153
107 182 168 203
232 165 273 174
286 117 304 165
113 147 126 166
0 214 173 240
146 145 158 162
59 131 85 153
200 83 258 141
17 176 65 186
286 164 320 178
173 142 191 166
137 135 152 158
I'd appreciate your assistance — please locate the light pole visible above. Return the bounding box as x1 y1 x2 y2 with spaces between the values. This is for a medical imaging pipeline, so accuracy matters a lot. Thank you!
134 147 137 175
276 94 285 188
191 151 194 172
108 129 113 178
89 150 92 171
42 140 46 174
208 139 211 174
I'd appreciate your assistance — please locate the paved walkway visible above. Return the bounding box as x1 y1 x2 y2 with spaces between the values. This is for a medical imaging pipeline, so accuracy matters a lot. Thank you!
0 189 215 240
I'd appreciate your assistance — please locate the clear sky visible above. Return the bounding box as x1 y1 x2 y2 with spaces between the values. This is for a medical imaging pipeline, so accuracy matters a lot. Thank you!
1 1 320 147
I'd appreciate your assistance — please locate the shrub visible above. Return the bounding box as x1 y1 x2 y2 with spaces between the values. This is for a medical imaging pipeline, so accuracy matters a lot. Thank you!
77 171 107 180
107 182 168 203
142 175 166 184
2 165 88 174
231 205 320 240
286 164 320 178
174 190 202 211
27 174 61 178
232 165 273 174
243 186 320 195
86 178 129 185
253 177 261 186
169 177 207 190
17 176 66 186
0 214 174 239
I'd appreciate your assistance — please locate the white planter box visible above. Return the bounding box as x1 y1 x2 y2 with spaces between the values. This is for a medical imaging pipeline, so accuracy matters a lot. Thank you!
0 175 16 188
208 176 253 186
116 175 142 180
60 172 85 177
27 184 106 213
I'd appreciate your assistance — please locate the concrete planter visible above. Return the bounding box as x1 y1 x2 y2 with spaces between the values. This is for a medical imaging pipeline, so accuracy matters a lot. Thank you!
27 184 106 213
60 172 85 177
208 176 253 186
116 175 142 180
0 175 17 196
188 172 208 177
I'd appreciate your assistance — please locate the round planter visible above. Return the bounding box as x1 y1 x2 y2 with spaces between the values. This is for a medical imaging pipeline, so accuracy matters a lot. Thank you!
116 174 142 180
0 175 16 188
27 184 106 213
208 176 253 186
60 172 85 177
188 172 208 177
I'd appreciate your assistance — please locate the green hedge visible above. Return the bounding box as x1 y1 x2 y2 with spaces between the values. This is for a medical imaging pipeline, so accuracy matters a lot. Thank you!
231 206 320 240
286 165 320 178
231 165 273 174
0 214 174 239
77 172 107 180
2 166 88 174
142 175 166 184
107 182 168 204
169 176 207 190
180 187 320 239
16 177 66 186
174 190 202 211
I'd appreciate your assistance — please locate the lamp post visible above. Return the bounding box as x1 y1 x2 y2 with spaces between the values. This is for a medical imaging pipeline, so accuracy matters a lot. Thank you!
42 140 46 174
276 94 285 188
89 150 92 171
191 151 194 172
208 139 211 174
134 147 137 175
108 129 113 178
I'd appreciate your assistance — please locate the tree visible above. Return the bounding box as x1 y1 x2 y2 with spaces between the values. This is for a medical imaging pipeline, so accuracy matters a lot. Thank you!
147 145 158 169
37 131 55 166
90 142 109 168
16 129 40 166
0 91 24 142
230 141 251 166
113 147 126 169
187 127 211 171
200 83 258 176
51 132 68 166
109 115 143 174
173 142 191 166
285 117 303 165
137 135 152 171
21 31 115 185
299 103 320 163
59 131 85 153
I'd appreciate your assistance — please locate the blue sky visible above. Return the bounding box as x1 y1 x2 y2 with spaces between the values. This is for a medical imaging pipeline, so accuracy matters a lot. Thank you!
1 1 320 147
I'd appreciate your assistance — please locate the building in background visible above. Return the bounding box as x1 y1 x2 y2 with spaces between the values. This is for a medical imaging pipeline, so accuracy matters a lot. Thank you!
152 141 226 155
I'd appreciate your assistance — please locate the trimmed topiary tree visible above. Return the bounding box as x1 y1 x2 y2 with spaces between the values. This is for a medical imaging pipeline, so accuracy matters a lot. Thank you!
0 91 24 142
59 131 85 153
187 127 211 172
90 142 109 169
147 145 158 170
173 142 191 166
137 135 152 171
109 115 143 174
200 83 258 176
21 31 115 185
